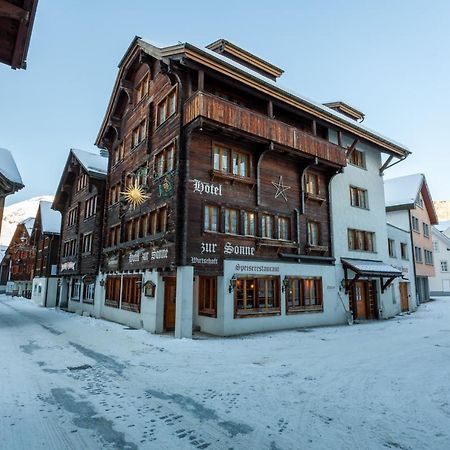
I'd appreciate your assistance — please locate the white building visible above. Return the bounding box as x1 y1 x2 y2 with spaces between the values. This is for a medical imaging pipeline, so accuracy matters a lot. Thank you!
429 226 450 296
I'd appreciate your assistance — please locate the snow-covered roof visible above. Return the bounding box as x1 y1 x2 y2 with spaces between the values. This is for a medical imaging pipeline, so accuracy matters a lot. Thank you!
341 258 402 277
384 174 423 208
71 148 108 177
0 148 24 190
432 226 450 245
20 217 35 236
39 201 61 234
435 220 450 233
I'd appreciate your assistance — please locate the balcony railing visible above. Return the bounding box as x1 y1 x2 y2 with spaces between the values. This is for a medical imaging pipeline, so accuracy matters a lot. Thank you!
184 91 347 167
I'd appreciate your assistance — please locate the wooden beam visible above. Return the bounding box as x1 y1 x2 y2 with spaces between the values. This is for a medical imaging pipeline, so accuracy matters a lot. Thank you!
197 70 204 91
345 138 359 157
381 276 397 293
0 0 29 21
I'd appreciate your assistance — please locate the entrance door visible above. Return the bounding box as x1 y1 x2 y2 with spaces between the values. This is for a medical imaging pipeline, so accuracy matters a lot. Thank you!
399 282 409 312
350 281 377 320
164 277 177 331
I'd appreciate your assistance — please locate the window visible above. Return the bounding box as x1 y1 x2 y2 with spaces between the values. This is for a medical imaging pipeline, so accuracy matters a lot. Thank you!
121 275 142 312
414 246 423 263
286 277 323 313
131 119 147 149
235 276 280 316
82 233 93 254
416 194 424 208
136 73 149 103
156 207 168 233
71 279 81 301
67 207 78 227
198 276 217 317
224 208 239 234
109 184 121 206
243 211 256 236
155 143 175 178
84 196 97 219
108 225 121 247
433 241 439 252
83 283 95 304
441 261 448 272
423 222 430 238
305 172 320 196
63 239 78 257
77 173 89 191
388 239 396 257
213 144 250 178
411 216 420 232
204 205 219 232
105 276 121 308
350 186 368 209
400 243 408 260
113 142 124 165
424 250 433 265
307 222 320 246
261 214 274 239
278 217 290 240
348 229 375 252
348 149 366 168
156 88 177 126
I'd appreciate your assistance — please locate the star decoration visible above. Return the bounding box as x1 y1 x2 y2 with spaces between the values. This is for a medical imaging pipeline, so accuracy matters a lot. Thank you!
121 181 149 209
271 175 291 202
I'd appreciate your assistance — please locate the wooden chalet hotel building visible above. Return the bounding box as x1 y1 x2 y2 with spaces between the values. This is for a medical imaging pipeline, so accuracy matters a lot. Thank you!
90 37 409 337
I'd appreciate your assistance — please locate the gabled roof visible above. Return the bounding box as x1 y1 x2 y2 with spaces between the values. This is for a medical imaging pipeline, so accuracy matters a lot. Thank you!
53 148 108 210
20 217 35 236
96 37 410 158
435 220 450 234
0 148 24 194
432 226 450 247
384 173 438 224
38 201 60 234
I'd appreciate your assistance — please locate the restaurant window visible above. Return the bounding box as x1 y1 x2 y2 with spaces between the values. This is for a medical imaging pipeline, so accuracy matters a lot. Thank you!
235 276 280 317
307 222 320 246
155 143 175 178
156 87 177 126
84 196 97 219
348 228 375 252
348 149 366 168
278 217 290 240
305 172 320 196
285 277 323 313
213 144 250 178
401 243 408 260
388 239 396 257
224 208 239 234
105 276 121 308
243 211 256 236
204 205 219 232
350 186 368 209
83 283 95 304
198 276 217 317
261 214 274 239
121 275 142 312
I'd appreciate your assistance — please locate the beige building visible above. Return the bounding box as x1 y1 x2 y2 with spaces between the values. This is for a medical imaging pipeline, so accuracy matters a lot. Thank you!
384 174 438 303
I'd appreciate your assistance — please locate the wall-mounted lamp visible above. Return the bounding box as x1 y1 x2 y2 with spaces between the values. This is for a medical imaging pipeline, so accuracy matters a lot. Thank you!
282 276 289 292
228 275 237 293
99 279 105 287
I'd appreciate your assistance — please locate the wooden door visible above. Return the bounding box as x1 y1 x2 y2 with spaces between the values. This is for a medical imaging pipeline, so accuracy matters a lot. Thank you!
354 281 367 320
399 282 409 312
164 277 177 331
350 281 377 320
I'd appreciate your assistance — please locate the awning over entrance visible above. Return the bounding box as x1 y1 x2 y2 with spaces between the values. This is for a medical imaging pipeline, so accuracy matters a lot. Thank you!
341 258 402 294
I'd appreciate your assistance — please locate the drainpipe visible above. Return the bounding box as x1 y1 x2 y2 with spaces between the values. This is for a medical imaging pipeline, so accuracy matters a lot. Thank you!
408 210 419 305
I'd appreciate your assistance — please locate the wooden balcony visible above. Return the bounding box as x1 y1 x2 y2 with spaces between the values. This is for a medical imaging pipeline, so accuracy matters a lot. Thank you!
184 91 347 167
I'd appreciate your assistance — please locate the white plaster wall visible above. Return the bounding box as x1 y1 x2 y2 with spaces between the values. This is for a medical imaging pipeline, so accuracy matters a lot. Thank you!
194 276 225 336
208 260 347 336
330 140 396 318
31 277 59 307
429 230 450 295
386 210 410 231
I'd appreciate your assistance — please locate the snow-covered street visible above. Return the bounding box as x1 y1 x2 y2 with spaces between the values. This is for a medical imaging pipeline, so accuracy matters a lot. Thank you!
1 295 449 450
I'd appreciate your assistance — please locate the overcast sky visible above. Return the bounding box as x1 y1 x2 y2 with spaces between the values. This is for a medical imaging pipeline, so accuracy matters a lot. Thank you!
1 0 449 205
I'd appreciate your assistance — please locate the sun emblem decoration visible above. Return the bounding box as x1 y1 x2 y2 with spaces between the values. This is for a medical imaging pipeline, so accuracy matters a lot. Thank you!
121 181 149 208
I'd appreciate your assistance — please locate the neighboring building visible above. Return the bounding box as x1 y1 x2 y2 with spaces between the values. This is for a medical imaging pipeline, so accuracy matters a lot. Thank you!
0 0 38 69
0 148 24 237
387 223 417 312
330 130 409 321
429 226 450 296
30 201 61 307
92 37 410 337
384 174 439 303
1 217 35 297
436 220 450 238
52 148 108 313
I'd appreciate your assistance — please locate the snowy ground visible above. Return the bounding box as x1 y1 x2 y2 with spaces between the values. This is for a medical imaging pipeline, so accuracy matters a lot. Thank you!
1 296 449 450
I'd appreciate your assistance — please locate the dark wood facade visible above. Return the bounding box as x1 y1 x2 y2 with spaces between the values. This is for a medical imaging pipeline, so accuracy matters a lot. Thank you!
96 38 352 279
53 150 107 279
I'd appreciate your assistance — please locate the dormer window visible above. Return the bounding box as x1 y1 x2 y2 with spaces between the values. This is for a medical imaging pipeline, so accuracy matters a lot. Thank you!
416 194 424 209
77 173 88 191
136 73 149 104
